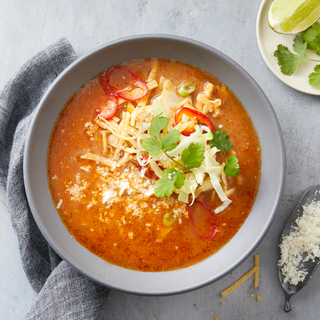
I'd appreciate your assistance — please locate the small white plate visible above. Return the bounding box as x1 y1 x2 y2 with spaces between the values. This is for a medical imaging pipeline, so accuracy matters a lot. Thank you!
256 0 320 95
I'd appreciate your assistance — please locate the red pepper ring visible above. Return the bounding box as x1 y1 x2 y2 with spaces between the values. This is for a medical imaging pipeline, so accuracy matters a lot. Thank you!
187 200 217 240
97 93 119 120
175 107 215 136
103 66 148 101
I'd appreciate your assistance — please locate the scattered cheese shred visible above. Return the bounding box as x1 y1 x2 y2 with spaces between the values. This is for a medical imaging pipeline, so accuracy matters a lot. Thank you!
56 199 63 209
102 131 108 154
97 116 143 141
81 153 117 168
214 198 232 214
257 295 262 302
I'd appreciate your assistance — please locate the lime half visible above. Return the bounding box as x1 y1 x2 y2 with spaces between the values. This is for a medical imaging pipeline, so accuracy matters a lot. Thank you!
268 0 320 34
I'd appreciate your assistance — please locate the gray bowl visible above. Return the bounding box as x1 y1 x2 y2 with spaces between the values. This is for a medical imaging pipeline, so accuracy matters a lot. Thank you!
24 35 285 295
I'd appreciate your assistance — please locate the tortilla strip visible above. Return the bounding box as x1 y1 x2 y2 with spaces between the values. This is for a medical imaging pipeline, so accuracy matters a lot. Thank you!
152 76 165 96
147 60 159 81
255 255 259 288
147 80 158 90
220 266 259 298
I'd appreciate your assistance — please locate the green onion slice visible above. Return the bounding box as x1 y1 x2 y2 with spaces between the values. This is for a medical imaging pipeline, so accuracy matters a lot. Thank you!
153 100 167 117
200 129 213 141
163 211 175 227
178 81 196 96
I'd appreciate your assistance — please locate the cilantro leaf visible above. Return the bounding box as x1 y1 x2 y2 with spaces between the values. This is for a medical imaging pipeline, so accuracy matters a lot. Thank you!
149 114 169 142
161 168 185 189
181 142 205 170
293 35 308 56
301 22 320 52
160 130 180 151
224 156 240 177
309 64 320 87
154 168 185 198
154 178 175 198
274 43 307 76
274 24 320 87
141 137 161 155
209 129 233 152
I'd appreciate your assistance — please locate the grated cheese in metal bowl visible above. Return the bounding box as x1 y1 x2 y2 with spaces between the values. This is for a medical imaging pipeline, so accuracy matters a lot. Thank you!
278 201 320 286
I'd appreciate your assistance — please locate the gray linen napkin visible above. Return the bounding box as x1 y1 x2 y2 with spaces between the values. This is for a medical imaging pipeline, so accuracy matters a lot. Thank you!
0 38 108 320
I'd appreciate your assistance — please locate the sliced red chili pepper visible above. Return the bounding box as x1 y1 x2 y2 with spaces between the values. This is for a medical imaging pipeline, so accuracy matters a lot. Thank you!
96 93 119 120
175 107 215 136
187 200 217 240
136 156 150 171
103 66 148 101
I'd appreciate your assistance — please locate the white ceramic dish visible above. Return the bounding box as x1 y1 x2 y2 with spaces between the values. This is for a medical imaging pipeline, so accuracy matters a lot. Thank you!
256 0 320 95
24 35 285 295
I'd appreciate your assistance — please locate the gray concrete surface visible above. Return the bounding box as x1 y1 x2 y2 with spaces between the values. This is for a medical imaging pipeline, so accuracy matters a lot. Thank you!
1 0 320 319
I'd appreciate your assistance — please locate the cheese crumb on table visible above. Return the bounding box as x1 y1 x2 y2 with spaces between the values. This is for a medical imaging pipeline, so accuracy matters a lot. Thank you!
257 295 262 302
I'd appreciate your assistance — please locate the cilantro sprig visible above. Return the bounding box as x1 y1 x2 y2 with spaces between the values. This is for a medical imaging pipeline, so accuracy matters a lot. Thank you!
209 129 240 178
209 129 233 152
141 115 205 198
224 156 240 177
274 22 320 87
142 114 205 171
154 168 185 198
141 116 239 198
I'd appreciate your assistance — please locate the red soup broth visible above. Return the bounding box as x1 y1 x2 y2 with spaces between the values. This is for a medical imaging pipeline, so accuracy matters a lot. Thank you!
47 58 261 272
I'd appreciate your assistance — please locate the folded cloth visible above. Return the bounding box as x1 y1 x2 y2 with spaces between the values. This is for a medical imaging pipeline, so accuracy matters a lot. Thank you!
0 38 108 320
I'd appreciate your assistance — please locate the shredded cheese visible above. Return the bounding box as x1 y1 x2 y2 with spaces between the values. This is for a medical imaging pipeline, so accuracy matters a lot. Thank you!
80 71 234 213
102 131 108 154
80 153 117 168
279 200 320 285
56 199 63 209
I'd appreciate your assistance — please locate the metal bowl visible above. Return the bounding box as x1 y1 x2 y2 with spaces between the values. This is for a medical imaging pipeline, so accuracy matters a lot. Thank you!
24 35 285 295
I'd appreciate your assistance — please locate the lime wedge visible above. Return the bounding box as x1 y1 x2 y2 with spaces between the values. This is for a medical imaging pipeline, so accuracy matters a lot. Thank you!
268 0 320 34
